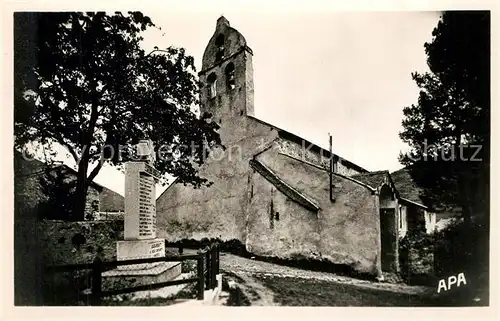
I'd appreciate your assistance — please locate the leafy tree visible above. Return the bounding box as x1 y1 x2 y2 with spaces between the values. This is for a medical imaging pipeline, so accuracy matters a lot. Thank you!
38 166 78 220
399 11 490 226
14 12 222 221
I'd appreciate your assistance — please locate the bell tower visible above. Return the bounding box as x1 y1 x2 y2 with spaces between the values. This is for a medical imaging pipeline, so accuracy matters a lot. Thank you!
198 16 254 144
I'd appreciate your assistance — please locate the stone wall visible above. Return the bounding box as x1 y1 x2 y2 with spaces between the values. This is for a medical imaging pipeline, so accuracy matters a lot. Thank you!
14 219 123 304
276 138 363 177
99 187 125 212
16 219 123 266
15 155 49 220
156 117 278 242
249 144 380 274
246 169 321 259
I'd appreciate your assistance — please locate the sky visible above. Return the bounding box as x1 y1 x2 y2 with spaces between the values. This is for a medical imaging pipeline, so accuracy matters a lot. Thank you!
41 10 442 197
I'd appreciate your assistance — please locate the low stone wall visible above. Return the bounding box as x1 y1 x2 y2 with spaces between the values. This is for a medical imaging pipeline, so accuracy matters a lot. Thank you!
15 219 124 305
37 219 124 265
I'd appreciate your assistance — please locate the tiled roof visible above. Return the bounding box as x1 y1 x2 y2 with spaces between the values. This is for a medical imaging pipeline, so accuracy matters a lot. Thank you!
247 115 369 174
352 169 428 209
350 170 390 189
390 168 426 206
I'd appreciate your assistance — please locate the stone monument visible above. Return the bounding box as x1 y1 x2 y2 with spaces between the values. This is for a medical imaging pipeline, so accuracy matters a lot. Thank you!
102 139 181 287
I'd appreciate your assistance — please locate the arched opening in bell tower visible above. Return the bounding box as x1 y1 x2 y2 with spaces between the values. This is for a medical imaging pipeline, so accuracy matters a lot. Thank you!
207 72 217 99
215 34 225 61
225 62 235 90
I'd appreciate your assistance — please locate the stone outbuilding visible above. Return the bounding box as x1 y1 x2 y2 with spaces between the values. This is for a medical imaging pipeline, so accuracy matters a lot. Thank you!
14 151 124 220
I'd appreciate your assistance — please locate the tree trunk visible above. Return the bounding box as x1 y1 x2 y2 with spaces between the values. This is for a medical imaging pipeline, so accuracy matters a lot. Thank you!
73 161 89 221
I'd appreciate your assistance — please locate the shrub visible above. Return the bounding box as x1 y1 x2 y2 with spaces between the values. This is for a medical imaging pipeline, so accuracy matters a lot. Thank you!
399 228 436 285
181 260 197 274
433 219 488 281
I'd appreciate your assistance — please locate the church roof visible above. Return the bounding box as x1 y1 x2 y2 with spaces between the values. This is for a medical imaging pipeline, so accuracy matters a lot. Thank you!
247 115 368 174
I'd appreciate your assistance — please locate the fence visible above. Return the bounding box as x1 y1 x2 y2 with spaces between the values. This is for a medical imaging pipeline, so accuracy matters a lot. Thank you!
44 242 220 306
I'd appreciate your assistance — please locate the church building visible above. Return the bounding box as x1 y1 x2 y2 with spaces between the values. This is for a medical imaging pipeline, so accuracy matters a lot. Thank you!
156 17 435 277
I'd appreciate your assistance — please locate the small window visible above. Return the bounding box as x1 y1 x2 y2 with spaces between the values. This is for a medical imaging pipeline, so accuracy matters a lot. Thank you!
275 212 280 221
215 34 225 61
225 62 235 90
207 73 217 99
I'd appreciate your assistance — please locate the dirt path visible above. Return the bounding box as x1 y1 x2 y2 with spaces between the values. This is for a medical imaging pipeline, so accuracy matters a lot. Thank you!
235 272 277 306
220 253 433 296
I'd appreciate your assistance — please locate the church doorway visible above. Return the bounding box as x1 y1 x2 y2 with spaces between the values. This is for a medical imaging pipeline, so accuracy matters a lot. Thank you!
379 184 398 273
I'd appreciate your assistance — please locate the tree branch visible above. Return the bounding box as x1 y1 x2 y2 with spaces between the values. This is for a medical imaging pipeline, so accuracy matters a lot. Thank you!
48 132 79 163
144 49 170 59
87 161 103 183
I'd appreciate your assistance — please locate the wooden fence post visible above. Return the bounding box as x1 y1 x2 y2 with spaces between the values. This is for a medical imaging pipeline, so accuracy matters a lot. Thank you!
205 246 211 290
215 242 220 275
91 256 103 306
197 253 205 300
211 245 217 289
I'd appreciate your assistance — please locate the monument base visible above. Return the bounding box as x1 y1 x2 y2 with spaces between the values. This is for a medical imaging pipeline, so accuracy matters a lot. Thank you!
116 238 166 270
102 261 182 292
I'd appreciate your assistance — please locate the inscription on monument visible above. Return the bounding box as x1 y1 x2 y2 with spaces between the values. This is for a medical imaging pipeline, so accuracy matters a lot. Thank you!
145 163 160 179
138 173 155 238
149 241 164 257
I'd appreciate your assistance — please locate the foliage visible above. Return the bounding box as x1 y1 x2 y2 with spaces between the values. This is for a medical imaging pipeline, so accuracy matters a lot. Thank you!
38 166 78 220
399 11 490 224
433 218 489 304
14 12 222 220
181 259 197 274
41 269 92 306
398 227 435 285
433 219 488 279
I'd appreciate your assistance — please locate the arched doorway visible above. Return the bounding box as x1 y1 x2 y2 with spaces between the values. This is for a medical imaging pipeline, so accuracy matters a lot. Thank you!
379 184 398 273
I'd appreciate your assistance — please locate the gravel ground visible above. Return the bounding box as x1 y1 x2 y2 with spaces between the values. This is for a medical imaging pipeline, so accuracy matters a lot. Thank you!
219 253 433 296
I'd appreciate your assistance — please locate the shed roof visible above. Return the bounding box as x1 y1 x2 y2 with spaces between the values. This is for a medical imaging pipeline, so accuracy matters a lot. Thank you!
390 167 428 207
350 170 390 189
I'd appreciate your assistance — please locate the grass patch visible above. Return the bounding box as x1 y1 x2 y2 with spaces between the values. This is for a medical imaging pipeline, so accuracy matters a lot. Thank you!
226 286 251 306
221 271 254 306
102 282 198 306
255 275 440 307
222 270 247 285
222 279 251 307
